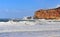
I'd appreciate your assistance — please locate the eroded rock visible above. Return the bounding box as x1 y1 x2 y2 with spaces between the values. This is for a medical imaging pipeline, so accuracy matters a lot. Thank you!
34 7 60 19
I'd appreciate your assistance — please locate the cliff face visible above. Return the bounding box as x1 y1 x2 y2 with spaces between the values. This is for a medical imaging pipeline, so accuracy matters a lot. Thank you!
34 7 60 19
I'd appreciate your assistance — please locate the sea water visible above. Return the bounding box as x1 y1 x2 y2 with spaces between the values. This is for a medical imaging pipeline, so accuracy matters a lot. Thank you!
0 30 60 37
0 24 60 37
0 19 60 37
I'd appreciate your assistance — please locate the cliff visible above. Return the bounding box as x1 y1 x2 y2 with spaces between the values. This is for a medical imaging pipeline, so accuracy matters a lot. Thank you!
34 7 60 19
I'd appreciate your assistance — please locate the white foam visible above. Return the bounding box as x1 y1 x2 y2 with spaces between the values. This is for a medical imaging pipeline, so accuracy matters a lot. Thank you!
0 20 60 33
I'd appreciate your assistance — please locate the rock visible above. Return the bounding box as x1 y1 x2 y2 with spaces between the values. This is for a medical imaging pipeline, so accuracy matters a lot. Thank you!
34 7 60 19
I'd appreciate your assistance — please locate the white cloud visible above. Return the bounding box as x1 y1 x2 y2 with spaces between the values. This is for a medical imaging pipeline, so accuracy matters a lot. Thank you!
56 5 60 8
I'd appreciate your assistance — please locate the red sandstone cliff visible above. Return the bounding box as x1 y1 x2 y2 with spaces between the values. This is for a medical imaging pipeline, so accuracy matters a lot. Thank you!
34 7 60 19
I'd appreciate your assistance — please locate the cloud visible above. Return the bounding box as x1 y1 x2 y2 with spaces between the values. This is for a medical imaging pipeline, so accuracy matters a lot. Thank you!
56 5 60 8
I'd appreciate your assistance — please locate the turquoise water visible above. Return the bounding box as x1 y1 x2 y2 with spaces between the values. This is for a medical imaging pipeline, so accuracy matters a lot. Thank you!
0 30 60 37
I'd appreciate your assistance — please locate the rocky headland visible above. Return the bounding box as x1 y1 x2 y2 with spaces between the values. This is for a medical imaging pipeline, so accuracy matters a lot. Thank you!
34 7 60 20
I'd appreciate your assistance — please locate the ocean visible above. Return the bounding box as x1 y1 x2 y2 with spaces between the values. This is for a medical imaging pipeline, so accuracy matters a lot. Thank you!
0 30 60 37
0 19 60 37
0 24 60 37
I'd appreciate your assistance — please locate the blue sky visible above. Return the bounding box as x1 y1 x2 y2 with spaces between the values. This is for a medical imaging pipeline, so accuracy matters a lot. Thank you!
0 0 60 18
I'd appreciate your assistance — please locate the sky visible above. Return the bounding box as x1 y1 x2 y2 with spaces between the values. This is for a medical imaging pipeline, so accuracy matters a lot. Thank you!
0 0 60 18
